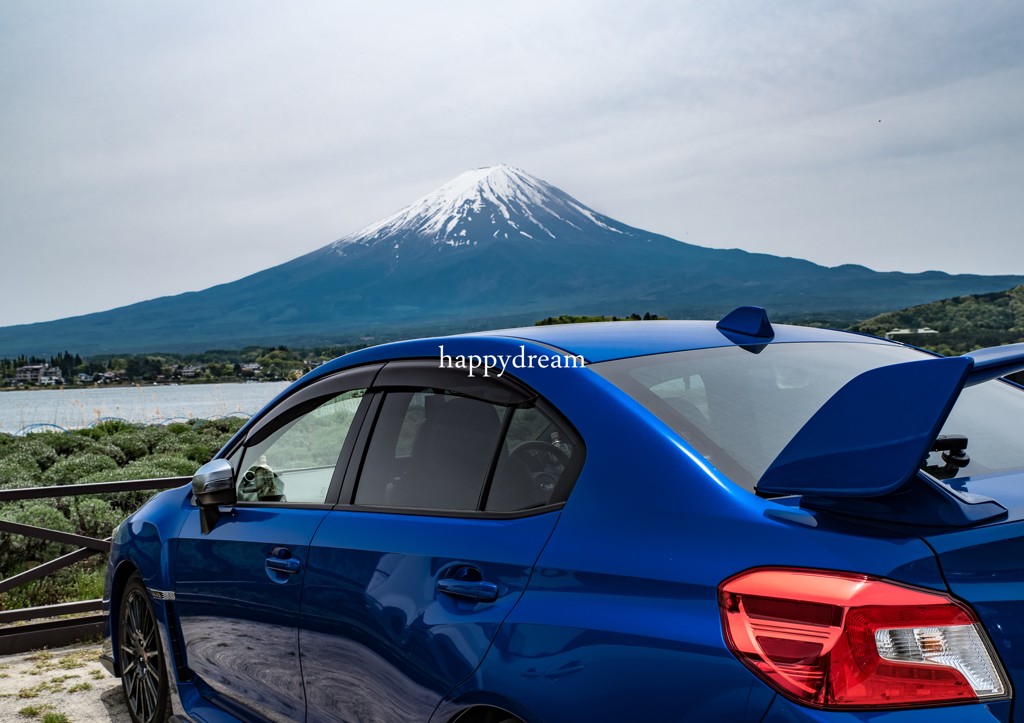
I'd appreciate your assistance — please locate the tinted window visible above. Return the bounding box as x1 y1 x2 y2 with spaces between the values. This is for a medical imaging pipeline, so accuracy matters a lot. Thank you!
356 390 507 511
925 380 1024 479
238 388 366 504
486 406 581 512
593 342 925 490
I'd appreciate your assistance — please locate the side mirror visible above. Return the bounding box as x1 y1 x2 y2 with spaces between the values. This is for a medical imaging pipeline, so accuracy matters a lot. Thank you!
191 459 236 533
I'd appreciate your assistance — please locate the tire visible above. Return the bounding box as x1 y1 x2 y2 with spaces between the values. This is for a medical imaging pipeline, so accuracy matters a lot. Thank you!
118 573 170 723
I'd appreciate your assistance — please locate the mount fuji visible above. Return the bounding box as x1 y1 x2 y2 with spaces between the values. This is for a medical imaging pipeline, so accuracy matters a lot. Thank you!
2 164 1023 355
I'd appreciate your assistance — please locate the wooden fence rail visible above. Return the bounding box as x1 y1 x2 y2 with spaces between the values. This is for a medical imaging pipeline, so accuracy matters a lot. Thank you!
0 476 190 655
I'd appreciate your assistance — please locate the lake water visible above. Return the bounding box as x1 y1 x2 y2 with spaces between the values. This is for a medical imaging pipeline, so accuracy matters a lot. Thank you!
0 382 291 434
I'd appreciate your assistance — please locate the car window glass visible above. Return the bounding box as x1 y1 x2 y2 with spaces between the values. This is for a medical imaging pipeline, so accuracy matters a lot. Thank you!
594 342 923 490
924 379 1024 479
238 388 365 504
355 390 507 511
486 406 580 512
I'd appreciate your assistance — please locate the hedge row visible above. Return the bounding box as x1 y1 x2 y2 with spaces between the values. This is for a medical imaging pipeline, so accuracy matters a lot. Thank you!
0 417 246 608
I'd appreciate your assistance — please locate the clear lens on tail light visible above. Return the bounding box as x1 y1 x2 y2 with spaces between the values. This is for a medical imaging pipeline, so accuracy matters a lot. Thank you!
719 568 1010 709
875 625 1007 697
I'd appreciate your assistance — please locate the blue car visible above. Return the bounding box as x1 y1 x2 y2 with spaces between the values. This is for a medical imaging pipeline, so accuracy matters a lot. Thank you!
102 308 1023 723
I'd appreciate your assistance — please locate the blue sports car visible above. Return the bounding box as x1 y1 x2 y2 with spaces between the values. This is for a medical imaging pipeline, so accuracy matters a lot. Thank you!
101 307 1024 723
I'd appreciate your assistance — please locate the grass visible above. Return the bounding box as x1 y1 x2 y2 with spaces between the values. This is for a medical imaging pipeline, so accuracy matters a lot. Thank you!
42 714 69 723
57 650 94 670
17 703 54 718
17 675 79 698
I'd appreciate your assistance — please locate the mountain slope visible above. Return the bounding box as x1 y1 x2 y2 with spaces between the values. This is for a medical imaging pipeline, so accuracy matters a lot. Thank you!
2 165 1023 355
851 285 1024 354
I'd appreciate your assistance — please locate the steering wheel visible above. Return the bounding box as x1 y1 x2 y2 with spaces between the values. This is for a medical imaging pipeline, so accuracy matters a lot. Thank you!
509 441 570 493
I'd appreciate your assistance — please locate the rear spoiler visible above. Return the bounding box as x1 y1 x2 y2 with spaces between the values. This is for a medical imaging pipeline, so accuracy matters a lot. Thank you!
758 342 1024 499
965 342 1024 385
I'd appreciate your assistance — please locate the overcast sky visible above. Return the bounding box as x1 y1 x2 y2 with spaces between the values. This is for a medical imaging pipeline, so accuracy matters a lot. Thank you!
1 1 1022 327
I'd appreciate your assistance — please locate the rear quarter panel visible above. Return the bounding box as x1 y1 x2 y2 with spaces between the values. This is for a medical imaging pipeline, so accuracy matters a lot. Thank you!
437 367 961 722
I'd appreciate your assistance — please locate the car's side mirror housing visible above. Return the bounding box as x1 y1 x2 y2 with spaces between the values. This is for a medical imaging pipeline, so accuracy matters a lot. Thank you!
191 459 236 533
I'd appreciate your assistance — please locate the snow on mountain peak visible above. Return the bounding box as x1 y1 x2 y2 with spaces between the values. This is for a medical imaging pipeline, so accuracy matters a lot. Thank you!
331 165 624 256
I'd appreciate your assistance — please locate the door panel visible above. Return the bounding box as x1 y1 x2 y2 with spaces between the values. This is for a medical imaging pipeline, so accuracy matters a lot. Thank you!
300 510 560 723
174 507 328 722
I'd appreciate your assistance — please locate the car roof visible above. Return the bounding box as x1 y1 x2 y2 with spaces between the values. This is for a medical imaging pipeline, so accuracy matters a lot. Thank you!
281 318 892 408
471 320 887 363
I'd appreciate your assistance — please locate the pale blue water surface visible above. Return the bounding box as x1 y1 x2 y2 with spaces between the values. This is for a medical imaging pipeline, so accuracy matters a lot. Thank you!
0 382 290 434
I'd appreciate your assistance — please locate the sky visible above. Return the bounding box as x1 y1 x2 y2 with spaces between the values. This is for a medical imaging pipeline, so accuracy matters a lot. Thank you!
1 1 1022 327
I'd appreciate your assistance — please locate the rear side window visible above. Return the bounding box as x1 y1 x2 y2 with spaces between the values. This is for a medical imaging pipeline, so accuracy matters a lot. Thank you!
487 406 580 512
355 391 507 511
354 389 583 514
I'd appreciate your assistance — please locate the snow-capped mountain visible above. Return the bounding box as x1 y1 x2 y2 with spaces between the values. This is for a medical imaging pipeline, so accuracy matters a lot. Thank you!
1 166 1023 355
331 165 630 263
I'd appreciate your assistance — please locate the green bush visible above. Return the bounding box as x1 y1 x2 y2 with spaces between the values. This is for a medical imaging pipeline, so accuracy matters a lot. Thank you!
41 453 118 487
123 454 200 478
13 437 59 471
70 497 123 539
107 430 152 461
0 417 242 609
0 452 43 487
75 418 137 440
0 502 75 574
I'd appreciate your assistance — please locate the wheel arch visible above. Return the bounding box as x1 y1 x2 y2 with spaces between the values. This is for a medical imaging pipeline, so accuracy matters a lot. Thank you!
448 703 527 723
108 558 141 676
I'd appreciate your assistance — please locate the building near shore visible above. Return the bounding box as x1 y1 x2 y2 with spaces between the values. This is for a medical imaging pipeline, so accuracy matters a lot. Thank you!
14 364 64 385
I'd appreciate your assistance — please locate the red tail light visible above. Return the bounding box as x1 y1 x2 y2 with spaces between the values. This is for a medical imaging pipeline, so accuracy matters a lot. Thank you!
719 568 1008 709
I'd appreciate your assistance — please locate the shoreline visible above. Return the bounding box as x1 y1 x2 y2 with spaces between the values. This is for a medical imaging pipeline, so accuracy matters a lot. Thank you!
0 379 285 393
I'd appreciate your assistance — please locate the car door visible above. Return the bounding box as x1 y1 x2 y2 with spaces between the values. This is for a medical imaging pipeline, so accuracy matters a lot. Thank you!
299 361 585 722
172 365 379 722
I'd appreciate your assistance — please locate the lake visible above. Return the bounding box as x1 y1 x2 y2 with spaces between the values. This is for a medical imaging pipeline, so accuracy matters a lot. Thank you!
0 382 291 435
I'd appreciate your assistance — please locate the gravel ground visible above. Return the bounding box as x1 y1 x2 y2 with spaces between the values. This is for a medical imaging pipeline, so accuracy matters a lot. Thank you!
0 643 134 723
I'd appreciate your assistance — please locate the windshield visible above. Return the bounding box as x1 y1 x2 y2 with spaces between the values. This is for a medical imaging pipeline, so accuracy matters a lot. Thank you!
593 341 1024 491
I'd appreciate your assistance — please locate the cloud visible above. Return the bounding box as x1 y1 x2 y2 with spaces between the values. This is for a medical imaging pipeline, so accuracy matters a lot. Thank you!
0 0 1022 326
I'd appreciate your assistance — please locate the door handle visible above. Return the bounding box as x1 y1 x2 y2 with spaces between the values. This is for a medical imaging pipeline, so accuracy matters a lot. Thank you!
266 557 301 574
436 578 498 602
266 547 301 575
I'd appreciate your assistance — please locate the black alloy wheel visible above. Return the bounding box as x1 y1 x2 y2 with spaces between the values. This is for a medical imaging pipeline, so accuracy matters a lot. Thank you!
119 573 169 723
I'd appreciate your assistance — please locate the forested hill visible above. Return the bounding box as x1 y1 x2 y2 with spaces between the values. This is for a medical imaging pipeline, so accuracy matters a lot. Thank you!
850 285 1024 355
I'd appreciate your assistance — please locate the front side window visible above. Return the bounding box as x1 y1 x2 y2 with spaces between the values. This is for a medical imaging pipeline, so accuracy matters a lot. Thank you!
237 388 365 504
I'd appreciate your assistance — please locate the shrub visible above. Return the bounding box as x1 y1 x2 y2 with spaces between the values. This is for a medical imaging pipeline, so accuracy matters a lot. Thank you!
107 430 151 462
0 452 43 488
123 454 199 478
70 497 123 540
32 431 127 465
12 437 59 472
0 502 75 575
0 417 240 610
41 453 118 488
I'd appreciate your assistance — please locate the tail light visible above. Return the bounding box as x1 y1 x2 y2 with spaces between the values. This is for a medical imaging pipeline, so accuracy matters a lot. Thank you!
719 568 1009 709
